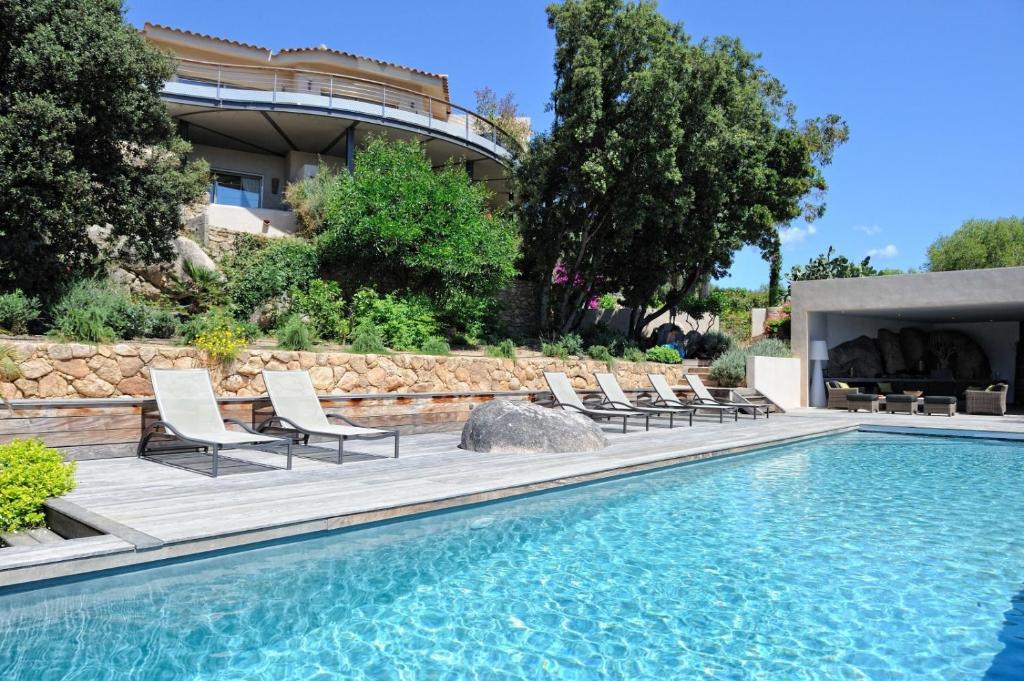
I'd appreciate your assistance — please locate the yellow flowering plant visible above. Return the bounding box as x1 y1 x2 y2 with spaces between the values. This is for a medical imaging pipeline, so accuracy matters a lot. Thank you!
194 327 247 363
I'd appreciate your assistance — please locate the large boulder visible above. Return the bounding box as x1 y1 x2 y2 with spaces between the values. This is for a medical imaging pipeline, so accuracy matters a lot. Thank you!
461 399 608 454
826 335 884 378
928 329 990 380
899 327 928 373
88 225 219 298
876 328 906 374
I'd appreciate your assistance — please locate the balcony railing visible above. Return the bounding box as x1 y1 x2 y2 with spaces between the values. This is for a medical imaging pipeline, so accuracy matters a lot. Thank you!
167 58 520 158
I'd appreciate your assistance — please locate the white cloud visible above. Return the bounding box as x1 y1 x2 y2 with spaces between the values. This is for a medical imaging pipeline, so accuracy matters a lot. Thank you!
779 224 816 245
854 224 882 235
866 244 899 258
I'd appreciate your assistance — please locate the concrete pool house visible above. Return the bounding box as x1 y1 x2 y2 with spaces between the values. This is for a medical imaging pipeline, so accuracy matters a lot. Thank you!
142 24 518 241
790 266 1024 408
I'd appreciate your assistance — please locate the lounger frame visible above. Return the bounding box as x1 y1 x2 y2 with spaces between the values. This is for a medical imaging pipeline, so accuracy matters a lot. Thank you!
138 418 292 478
544 371 650 433
257 411 399 464
594 372 693 428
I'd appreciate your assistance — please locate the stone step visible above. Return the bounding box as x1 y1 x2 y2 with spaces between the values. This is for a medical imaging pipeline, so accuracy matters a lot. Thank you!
26 528 64 544
1 532 39 547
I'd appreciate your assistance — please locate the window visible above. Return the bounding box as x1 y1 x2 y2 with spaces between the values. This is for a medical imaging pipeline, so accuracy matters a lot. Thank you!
209 171 262 208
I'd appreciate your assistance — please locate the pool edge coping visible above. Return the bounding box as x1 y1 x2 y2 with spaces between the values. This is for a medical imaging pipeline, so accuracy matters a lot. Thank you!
3 421 1018 591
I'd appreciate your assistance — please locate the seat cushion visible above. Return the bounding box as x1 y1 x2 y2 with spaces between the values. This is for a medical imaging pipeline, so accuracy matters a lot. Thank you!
885 394 916 403
847 393 878 402
924 396 957 405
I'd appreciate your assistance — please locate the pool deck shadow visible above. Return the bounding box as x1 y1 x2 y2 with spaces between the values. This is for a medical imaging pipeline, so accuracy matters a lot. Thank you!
3 408 1023 588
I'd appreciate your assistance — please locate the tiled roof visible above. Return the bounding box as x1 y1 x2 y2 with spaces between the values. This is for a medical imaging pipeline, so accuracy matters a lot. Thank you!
143 24 450 96
143 23 272 56
277 46 448 82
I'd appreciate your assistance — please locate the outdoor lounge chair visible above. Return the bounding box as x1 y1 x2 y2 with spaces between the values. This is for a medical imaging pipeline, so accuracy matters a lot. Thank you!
647 373 738 423
965 384 1008 416
826 381 859 409
594 372 693 428
543 371 650 433
684 374 772 419
140 369 292 478
259 370 399 462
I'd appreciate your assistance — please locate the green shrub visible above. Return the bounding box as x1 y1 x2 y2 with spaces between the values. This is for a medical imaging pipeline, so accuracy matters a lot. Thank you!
622 346 646 363
276 313 315 351
749 338 792 358
587 344 615 370
418 336 451 356
180 307 257 345
597 293 618 311
645 346 682 364
0 290 41 335
222 235 319 317
582 322 631 356
485 339 517 360
51 280 177 342
0 438 76 532
289 279 349 342
165 261 228 314
708 348 747 387
352 288 440 351
558 333 584 356
349 321 387 354
699 331 734 359
708 338 791 388
144 307 181 339
542 341 568 359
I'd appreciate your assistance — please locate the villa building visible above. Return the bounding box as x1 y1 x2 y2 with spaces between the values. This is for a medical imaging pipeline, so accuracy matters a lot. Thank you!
790 267 1024 407
142 24 516 240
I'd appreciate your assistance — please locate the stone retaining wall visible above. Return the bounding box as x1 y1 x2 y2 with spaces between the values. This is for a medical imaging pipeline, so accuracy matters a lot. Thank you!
0 340 691 400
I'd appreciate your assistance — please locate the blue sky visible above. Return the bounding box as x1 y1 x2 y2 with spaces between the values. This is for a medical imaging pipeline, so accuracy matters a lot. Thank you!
126 0 1023 289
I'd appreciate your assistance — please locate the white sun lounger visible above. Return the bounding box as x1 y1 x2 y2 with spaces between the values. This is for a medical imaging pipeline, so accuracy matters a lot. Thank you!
140 369 292 477
594 372 693 428
685 373 771 419
647 373 738 423
544 371 649 433
260 370 399 462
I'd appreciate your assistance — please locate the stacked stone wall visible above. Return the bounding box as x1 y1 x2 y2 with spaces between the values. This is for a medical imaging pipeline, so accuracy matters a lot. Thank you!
0 340 691 400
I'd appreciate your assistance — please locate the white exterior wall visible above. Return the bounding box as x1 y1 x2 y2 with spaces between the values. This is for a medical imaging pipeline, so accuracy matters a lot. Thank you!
745 356 801 411
204 204 299 236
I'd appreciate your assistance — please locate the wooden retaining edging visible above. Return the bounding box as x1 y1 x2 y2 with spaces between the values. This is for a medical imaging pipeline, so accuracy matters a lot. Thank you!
0 390 539 459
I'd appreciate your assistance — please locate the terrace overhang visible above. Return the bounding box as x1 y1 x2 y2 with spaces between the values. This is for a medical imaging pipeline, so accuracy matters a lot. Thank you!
162 59 516 197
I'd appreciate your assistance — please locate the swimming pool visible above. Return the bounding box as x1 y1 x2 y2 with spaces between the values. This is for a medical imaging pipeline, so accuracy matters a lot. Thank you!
1 431 1022 679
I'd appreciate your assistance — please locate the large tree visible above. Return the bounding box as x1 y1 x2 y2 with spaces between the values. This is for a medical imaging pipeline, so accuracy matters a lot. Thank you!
0 0 208 298
787 245 877 287
515 0 846 338
926 217 1024 271
288 136 521 334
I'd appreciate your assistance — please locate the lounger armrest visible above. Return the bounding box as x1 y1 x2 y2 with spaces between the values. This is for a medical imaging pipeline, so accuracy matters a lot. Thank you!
224 417 283 439
257 415 306 433
324 411 364 428
600 399 643 411
689 396 720 405
141 420 217 449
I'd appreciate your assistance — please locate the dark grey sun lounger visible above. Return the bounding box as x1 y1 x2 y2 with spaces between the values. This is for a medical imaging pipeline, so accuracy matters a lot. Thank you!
647 373 738 423
544 371 649 433
594 372 693 427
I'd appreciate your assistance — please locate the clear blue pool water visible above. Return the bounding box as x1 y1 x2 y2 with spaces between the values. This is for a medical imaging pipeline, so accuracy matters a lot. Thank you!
1 431 1023 680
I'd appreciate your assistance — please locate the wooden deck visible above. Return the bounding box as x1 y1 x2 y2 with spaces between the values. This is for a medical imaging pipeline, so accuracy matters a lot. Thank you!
3 408 1024 587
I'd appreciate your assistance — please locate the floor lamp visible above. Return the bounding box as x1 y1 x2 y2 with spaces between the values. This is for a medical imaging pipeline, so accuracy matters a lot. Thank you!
809 340 829 408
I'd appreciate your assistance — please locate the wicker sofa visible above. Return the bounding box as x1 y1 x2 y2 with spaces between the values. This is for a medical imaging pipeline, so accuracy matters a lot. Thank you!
965 384 1008 416
826 381 860 410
